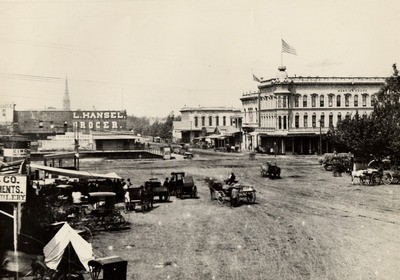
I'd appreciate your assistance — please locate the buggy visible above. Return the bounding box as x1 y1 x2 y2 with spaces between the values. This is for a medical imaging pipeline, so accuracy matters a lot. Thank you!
207 178 256 207
84 192 127 231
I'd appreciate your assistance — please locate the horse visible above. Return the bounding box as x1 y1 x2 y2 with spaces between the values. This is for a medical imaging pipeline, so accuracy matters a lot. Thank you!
351 170 365 184
261 162 281 178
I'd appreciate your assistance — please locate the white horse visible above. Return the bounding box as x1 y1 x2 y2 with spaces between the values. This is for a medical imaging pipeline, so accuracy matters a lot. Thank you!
351 170 365 184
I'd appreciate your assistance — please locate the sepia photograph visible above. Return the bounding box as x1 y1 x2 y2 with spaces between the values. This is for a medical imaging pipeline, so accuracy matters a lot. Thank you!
1 0 400 279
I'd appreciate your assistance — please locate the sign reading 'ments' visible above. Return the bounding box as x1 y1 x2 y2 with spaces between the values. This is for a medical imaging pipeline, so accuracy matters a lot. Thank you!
0 175 27 202
72 110 127 131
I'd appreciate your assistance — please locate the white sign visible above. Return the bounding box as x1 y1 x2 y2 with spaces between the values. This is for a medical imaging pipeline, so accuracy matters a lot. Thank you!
3 149 30 157
0 175 27 202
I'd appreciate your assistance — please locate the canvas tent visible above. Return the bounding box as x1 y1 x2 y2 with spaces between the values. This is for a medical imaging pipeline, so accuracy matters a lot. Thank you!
43 223 93 271
30 163 121 180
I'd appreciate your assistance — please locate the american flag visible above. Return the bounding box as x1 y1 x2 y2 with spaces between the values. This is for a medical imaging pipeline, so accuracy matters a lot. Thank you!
252 74 260 82
0 159 27 175
282 39 297 55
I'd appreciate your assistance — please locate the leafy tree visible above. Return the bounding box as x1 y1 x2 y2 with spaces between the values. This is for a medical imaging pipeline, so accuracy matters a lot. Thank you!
126 115 151 135
372 63 400 159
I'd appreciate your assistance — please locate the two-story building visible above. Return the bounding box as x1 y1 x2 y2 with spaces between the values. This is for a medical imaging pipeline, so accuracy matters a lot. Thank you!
241 66 385 154
173 106 242 144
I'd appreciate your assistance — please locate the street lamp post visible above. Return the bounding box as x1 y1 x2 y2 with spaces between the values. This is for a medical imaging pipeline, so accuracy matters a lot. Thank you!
319 118 322 155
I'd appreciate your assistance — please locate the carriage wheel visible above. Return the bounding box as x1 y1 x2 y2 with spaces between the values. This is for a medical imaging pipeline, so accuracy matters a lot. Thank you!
246 192 256 203
191 186 197 198
382 172 393 185
230 189 239 207
371 173 381 186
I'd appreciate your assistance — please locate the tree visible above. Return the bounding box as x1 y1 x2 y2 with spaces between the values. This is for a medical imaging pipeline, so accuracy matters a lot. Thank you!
372 63 400 160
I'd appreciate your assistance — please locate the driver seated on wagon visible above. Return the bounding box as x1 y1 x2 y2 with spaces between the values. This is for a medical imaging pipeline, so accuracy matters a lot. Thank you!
225 172 236 186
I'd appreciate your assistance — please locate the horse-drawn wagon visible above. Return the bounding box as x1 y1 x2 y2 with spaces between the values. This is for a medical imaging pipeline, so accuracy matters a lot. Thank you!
145 178 170 202
207 178 256 207
169 172 197 198
260 162 281 178
125 185 154 213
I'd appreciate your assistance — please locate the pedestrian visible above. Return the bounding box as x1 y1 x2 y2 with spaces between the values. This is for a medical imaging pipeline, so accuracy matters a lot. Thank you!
331 151 342 177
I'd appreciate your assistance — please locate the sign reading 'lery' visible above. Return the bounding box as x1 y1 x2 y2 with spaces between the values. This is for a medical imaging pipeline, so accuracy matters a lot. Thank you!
0 175 27 202
72 110 127 131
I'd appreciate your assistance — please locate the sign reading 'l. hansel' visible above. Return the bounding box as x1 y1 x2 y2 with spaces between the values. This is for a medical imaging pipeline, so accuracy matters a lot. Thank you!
72 111 126 119
0 175 27 202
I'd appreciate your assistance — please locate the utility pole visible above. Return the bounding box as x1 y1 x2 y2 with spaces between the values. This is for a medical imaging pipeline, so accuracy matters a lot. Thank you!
74 123 80 170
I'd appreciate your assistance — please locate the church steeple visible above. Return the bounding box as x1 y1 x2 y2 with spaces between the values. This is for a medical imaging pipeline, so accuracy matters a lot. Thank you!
63 76 71 111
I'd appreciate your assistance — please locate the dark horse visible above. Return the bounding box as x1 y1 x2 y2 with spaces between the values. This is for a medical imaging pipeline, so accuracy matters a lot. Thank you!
260 162 281 178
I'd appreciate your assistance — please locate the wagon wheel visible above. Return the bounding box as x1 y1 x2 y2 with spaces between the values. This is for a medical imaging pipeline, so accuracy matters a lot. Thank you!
371 173 381 186
216 191 224 203
382 172 393 185
209 188 215 200
360 175 368 185
191 186 197 198
104 212 126 230
82 215 100 232
246 192 256 204
230 189 239 207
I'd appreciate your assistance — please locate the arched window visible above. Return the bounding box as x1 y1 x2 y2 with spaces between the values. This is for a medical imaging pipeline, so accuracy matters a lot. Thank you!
329 113 333 127
283 96 287 107
354 94 358 107
295 113 299 128
345 94 350 107
278 116 282 129
328 94 333 107
283 116 287 129
320 95 324 107
312 113 317 128
209 116 212 126
294 95 299 107
320 113 325 128
201 116 205 126
303 95 307 107
336 95 341 107
337 112 342 123
312 95 317 107
194 116 198 127
362 94 367 107
304 113 308 128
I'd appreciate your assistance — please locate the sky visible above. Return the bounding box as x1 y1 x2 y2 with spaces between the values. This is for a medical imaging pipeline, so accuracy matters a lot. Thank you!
0 0 399 117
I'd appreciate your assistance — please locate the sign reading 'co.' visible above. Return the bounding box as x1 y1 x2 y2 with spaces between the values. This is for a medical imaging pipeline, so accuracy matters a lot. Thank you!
0 175 27 202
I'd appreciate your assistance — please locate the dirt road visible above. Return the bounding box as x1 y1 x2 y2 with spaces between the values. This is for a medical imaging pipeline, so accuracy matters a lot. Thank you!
86 153 400 280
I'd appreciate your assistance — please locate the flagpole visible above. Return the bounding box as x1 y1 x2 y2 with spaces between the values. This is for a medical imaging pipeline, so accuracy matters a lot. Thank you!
280 36 283 67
